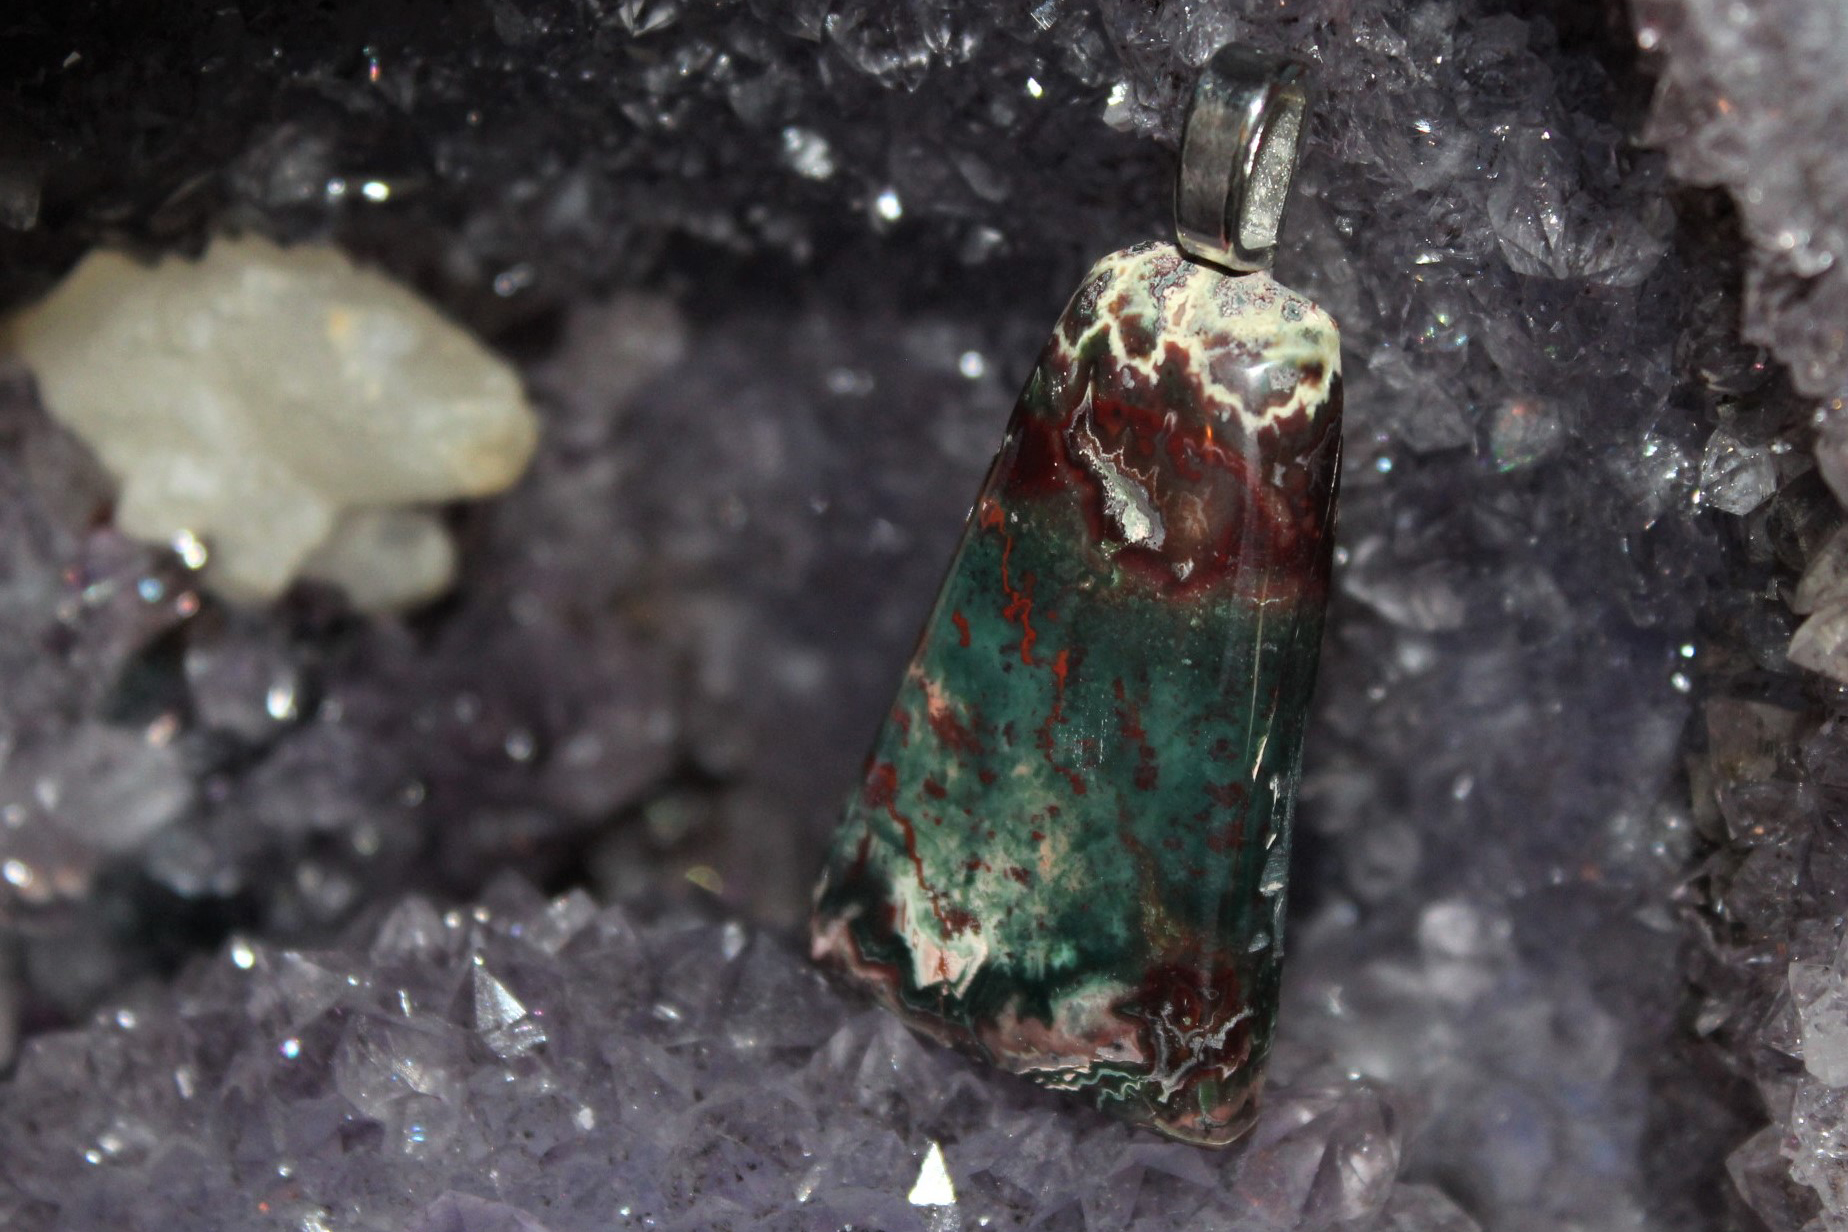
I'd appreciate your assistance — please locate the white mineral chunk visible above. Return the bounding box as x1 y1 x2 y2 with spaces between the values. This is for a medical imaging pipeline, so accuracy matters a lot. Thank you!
5 236 537 610
299 507 457 614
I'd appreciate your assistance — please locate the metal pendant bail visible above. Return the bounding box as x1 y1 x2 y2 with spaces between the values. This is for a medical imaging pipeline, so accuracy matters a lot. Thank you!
1175 45 1311 274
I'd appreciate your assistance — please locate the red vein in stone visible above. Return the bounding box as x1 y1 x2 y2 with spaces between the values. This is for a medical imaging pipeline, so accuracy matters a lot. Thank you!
1112 678 1160 792
1037 647 1087 796
864 760 975 943
978 498 1038 665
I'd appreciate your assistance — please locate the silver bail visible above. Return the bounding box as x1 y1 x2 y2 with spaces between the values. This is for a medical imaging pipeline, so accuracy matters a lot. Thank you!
1175 46 1311 273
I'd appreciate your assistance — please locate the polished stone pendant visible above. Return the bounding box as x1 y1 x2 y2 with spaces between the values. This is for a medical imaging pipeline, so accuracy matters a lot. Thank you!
810 47 1340 1146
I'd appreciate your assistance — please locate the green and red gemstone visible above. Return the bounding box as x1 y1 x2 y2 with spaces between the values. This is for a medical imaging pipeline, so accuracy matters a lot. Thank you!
811 241 1342 1146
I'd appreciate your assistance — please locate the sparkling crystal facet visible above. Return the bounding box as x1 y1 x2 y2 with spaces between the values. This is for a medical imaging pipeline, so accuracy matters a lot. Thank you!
811 241 1342 1145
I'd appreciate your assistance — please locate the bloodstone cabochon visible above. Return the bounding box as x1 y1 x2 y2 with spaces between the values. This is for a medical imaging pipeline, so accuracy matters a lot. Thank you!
812 241 1343 1145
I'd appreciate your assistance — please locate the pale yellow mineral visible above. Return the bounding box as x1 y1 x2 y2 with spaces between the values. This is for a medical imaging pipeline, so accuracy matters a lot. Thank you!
6 235 537 610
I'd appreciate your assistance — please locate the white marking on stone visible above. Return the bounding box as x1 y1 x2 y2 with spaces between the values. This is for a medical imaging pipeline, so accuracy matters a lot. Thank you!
892 877 989 997
1068 387 1165 549
1050 243 1340 438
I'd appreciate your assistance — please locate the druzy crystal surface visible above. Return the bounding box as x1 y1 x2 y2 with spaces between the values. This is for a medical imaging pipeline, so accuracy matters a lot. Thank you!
813 243 1340 1144
0 879 1433 1232
0 0 1844 1226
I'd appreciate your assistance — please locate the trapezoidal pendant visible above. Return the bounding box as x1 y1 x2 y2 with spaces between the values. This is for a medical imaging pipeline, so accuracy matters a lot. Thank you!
811 240 1341 1146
